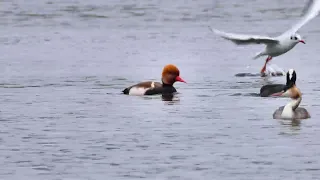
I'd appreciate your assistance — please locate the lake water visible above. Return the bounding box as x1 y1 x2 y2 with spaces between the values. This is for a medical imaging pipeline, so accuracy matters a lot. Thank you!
1 0 320 179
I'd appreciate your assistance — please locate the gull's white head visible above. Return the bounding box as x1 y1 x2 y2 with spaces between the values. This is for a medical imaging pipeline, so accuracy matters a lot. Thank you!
290 33 305 44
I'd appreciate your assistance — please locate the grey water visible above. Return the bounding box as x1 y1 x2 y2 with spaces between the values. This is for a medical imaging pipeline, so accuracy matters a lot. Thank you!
1 0 320 179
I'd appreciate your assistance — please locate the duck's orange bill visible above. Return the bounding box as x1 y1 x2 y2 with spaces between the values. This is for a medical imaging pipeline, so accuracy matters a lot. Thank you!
175 76 186 83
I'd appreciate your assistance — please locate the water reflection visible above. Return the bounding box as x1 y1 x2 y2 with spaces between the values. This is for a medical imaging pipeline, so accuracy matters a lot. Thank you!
235 73 262 77
162 94 175 101
278 119 302 127
140 93 180 104
278 119 302 136
273 119 305 140
230 92 260 97
162 93 180 105
234 72 284 78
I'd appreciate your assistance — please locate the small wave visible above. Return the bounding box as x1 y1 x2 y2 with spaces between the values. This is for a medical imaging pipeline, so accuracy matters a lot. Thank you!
17 13 60 19
0 83 78 88
236 63 286 78
230 93 260 97
79 14 109 19
0 83 41 88
235 72 285 78
61 5 99 13
196 94 212 98
235 73 261 77
0 37 21 45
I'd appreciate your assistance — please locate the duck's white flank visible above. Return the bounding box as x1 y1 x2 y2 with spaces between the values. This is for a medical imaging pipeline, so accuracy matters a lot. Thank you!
128 81 155 96
128 87 148 96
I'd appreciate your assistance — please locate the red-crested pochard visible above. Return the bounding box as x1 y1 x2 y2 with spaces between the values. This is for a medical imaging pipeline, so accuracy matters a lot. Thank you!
122 64 186 96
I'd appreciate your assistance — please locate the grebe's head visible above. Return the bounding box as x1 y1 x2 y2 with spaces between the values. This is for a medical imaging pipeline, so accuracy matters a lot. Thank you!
161 64 186 85
272 69 301 98
286 69 296 85
283 69 297 92
290 33 305 44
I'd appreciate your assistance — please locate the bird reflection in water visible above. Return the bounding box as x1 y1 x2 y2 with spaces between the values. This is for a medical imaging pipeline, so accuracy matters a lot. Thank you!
140 93 180 104
277 119 304 136
162 93 180 104
278 118 302 127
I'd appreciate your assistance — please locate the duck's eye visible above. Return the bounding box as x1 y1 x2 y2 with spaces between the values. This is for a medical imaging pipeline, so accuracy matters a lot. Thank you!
290 37 293 40
294 37 298 40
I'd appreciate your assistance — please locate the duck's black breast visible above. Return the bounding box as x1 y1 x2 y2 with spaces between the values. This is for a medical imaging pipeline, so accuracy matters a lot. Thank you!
144 85 177 95
260 84 285 97
122 81 177 95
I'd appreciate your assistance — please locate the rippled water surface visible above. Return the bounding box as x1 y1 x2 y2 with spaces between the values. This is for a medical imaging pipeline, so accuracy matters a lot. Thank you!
1 0 320 179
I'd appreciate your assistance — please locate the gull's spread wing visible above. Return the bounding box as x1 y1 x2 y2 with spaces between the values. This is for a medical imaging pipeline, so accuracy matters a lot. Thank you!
209 26 279 45
279 0 320 37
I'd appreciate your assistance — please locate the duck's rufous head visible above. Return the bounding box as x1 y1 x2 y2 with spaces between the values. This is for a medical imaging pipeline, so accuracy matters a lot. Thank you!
162 64 186 85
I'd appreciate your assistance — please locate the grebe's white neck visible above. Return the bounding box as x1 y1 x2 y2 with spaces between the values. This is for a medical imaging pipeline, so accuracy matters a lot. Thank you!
281 97 302 119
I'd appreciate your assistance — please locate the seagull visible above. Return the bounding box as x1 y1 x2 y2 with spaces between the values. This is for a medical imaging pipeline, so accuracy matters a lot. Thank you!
209 0 320 71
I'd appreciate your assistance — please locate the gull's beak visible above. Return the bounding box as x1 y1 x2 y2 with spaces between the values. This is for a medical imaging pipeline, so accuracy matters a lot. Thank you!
299 40 306 44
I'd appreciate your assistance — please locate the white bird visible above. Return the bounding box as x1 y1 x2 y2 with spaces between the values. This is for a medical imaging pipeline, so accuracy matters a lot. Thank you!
209 0 320 71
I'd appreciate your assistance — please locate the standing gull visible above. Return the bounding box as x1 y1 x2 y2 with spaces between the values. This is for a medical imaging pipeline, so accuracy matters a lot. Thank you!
209 0 320 71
